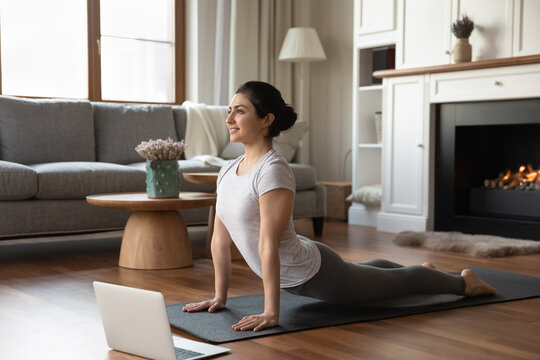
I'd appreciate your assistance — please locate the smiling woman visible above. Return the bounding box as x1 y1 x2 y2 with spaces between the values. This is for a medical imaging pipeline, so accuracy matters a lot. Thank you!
182 81 496 333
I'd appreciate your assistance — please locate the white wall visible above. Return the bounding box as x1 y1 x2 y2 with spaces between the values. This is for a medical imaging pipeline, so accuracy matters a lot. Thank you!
308 0 354 181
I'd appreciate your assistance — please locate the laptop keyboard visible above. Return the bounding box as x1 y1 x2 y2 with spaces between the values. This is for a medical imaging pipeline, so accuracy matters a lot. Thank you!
174 347 204 360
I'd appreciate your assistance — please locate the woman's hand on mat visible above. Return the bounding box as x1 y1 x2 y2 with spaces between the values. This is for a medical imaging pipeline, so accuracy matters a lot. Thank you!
232 312 278 332
182 298 226 313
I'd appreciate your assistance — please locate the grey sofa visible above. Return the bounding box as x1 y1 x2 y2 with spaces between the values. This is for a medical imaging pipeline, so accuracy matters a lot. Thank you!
0 95 326 242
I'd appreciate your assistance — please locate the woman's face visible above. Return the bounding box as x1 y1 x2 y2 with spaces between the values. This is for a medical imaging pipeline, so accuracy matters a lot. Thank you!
226 93 267 144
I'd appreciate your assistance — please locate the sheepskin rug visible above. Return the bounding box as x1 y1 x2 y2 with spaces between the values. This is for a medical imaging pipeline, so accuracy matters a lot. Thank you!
394 231 540 258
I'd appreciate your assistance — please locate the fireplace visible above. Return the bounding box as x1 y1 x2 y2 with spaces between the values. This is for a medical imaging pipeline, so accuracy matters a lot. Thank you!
434 98 540 240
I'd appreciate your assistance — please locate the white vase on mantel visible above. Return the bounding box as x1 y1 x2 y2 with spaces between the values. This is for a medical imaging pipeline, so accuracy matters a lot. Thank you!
453 38 472 63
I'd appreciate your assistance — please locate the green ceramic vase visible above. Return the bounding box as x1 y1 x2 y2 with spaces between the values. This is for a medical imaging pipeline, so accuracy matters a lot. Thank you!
145 160 180 198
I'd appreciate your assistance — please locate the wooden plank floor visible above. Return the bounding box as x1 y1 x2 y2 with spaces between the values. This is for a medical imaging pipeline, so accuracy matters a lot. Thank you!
0 220 539 360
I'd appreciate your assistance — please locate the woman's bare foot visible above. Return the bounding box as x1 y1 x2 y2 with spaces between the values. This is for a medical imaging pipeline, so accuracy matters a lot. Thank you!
422 262 436 269
461 269 496 296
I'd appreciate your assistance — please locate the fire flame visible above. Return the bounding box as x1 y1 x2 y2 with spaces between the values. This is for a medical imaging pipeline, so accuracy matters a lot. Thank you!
525 171 538 182
484 164 540 191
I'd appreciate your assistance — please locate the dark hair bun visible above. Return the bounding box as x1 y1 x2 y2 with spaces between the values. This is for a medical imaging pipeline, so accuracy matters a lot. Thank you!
268 105 297 137
280 105 297 131
236 81 298 138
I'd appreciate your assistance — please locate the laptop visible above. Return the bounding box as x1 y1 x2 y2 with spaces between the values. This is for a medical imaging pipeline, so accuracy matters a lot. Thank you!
93 281 230 360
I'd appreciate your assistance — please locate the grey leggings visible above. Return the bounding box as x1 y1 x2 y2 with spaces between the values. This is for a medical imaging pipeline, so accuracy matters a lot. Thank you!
284 242 466 305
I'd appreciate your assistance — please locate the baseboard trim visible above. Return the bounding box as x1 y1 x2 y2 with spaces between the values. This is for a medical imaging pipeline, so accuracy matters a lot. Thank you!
377 212 427 233
348 203 380 227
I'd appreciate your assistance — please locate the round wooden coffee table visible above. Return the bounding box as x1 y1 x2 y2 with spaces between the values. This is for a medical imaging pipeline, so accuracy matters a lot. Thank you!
86 192 216 270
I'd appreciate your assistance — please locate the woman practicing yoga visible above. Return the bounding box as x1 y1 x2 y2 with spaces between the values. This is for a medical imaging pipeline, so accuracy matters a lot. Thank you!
182 81 496 332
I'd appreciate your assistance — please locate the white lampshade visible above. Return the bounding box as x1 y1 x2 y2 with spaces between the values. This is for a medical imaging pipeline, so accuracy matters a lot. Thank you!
278 27 326 62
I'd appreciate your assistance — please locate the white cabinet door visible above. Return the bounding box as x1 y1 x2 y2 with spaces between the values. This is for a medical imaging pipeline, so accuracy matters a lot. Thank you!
396 0 453 69
456 0 513 60
513 0 540 56
357 0 395 35
381 75 427 216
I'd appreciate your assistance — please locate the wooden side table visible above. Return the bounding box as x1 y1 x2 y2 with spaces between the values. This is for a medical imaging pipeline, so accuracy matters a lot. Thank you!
182 172 219 185
86 192 216 270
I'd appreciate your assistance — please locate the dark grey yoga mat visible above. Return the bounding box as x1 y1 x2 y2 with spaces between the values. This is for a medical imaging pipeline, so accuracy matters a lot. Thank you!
167 266 540 343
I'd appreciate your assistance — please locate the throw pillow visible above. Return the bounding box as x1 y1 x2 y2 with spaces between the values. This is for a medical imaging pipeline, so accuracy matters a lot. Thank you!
220 142 245 159
272 120 309 162
346 184 382 205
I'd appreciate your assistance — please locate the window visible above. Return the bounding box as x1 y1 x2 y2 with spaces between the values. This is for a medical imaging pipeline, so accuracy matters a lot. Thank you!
0 0 184 103
0 0 88 98
100 0 174 103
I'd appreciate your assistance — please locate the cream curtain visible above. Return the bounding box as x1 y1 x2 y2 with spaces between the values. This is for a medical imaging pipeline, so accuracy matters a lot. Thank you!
228 0 294 104
186 0 294 105
213 0 231 105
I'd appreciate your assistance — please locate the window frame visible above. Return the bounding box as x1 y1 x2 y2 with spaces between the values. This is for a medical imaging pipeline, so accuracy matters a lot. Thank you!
0 0 185 104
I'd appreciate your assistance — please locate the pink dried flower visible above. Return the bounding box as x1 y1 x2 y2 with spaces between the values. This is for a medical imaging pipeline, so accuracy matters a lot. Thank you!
135 137 185 160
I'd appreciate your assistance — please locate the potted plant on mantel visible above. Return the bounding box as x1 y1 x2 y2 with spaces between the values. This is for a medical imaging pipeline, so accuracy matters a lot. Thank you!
451 14 475 63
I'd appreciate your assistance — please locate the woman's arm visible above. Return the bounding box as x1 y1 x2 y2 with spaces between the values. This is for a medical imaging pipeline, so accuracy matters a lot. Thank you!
232 188 293 331
182 214 232 313
211 214 233 305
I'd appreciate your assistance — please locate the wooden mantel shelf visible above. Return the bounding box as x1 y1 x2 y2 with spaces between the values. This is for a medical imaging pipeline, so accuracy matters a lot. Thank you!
373 54 540 78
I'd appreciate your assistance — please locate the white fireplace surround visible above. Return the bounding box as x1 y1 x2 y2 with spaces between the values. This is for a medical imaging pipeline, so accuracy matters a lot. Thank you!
373 59 540 234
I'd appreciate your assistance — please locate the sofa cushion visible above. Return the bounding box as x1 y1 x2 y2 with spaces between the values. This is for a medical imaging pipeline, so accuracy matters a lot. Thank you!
0 161 38 200
30 162 146 199
0 96 95 164
172 106 188 140
171 106 188 160
93 102 178 164
289 163 317 191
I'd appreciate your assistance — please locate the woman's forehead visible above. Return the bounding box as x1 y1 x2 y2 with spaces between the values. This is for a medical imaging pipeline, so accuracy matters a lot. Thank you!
230 93 252 108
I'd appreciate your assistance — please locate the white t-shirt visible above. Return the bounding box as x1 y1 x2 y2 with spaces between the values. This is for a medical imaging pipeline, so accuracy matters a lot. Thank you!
216 149 321 288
